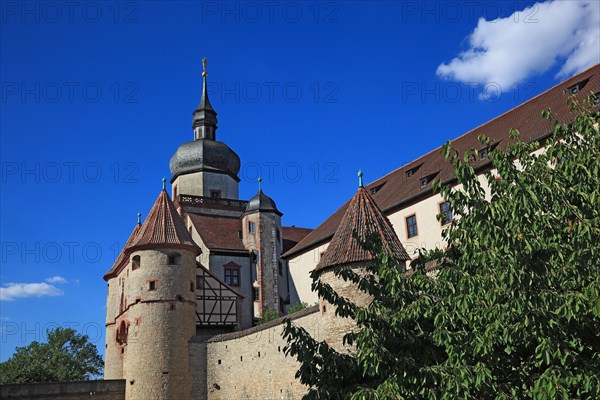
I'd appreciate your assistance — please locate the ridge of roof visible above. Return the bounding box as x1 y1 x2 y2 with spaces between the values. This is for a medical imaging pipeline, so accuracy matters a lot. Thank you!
316 186 410 272
283 63 600 259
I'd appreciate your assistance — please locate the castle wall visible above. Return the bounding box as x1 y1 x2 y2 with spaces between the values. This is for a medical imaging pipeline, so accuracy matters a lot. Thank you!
317 264 371 351
0 380 125 400
190 306 324 400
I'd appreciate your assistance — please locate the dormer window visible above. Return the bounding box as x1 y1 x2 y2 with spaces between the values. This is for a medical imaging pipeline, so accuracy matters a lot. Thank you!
370 182 386 195
564 78 590 95
405 164 422 178
593 92 600 106
420 177 428 188
479 148 488 159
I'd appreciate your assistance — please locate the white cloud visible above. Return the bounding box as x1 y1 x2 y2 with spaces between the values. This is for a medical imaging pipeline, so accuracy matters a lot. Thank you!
0 282 64 302
45 276 67 284
437 1 600 91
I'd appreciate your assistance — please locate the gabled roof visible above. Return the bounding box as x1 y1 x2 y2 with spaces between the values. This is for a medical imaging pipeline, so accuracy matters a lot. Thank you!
188 214 246 252
284 63 600 259
103 223 141 280
129 190 200 254
282 226 313 253
316 186 410 272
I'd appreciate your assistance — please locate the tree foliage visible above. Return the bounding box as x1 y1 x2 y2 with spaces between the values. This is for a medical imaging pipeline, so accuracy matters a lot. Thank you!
283 97 600 399
0 327 103 384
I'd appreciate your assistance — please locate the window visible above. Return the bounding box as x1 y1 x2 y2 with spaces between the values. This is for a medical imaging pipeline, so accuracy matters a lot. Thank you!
419 177 428 188
132 255 140 270
248 221 255 233
168 253 179 265
406 215 418 238
276 229 280 243
224 268 240 286
439 202 452 225
253 288 259 301
278 261 283 276
190 281 195 292
593 92 600 106
196 276 203 291
210 190 221 198
148 280 157 291
479 148 488 159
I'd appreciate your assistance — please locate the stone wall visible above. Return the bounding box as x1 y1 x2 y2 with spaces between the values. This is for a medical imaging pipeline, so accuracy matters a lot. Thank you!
0 380 125 400
190 305 325 400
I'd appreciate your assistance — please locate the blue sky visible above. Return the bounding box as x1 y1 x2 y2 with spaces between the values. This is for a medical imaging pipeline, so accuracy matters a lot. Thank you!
1 1 599 362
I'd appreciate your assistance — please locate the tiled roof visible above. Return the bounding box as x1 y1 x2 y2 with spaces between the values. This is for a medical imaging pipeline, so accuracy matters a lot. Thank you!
103 223 141 280
283 63 600 259
188 214 246 251
282 226 313 253
130 190 200 254
316 186 410 272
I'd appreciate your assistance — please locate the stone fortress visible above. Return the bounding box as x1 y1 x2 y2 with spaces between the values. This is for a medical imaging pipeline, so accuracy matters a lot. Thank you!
2 61 598 400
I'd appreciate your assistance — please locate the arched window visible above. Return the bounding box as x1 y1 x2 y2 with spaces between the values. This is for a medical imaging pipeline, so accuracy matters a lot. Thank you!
132 255 141 270
116 320 128 345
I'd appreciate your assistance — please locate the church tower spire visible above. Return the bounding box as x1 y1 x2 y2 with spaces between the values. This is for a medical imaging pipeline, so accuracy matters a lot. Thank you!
192 56 218 140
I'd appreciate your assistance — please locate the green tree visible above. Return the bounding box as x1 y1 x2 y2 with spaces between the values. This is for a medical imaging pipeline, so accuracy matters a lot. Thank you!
288 302 309 315
283 97 600 399
0 327 103 384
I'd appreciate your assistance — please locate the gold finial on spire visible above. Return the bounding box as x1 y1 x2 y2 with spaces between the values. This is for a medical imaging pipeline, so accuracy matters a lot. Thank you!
202 56 208 77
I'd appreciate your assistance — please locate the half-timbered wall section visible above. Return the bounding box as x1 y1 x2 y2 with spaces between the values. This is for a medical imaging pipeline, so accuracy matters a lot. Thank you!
195 264 243 330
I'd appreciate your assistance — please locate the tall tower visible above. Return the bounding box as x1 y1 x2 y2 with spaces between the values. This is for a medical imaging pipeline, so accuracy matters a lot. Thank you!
314 171 410 349
242 180 284 320
104 183 201 400
169 57 241 199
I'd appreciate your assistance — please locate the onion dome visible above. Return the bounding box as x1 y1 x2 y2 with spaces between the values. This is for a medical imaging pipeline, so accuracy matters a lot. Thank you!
245 187 282 216
315 171 410 272
169 139 241 182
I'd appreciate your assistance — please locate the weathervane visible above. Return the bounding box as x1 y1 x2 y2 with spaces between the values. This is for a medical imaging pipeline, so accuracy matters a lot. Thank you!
202 56 208 77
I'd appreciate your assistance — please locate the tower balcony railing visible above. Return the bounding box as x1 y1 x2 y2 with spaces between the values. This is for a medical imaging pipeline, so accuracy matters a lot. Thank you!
176 194 248 210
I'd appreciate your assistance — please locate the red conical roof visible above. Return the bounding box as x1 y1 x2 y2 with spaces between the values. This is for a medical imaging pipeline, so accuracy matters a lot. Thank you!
129 190 200 253
315 186 410 272
103 223 141 280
